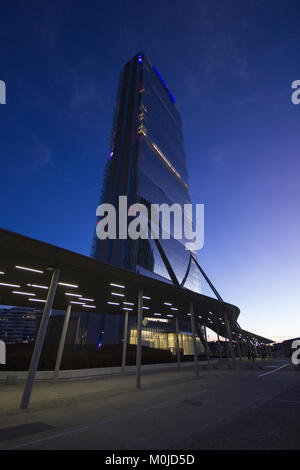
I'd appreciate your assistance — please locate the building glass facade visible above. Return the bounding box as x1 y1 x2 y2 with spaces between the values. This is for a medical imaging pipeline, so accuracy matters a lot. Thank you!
91 53 201 348
0 307 42 344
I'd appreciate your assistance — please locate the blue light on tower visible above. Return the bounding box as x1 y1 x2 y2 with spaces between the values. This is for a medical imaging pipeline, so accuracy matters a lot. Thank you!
153 65 175 103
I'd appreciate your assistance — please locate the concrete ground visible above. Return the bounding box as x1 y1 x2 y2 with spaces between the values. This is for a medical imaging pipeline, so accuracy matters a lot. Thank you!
0 359 299 450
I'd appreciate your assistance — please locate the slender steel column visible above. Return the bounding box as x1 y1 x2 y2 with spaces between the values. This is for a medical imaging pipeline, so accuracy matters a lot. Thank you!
136 289 143 388
236 338 243 361
216 323 222 360
54 303 72 379
203 322 210 366
246 337 254 359
21 268 60 409
222 314 230 359
268 345 272 358
121 310 129 375
175 316 181 369
189 302 199 376
226 338 230 358
224 311 236 366
258 344 262 358
240 339 246 359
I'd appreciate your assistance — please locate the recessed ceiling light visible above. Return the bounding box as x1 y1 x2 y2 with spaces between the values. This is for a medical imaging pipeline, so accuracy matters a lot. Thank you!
0 282 21 288
15 265 43 273
12 291 36 296
27 283 48 290
58 282 78 288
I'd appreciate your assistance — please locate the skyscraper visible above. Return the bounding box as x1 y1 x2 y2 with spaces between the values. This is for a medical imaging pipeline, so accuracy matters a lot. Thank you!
91 53 202 348
91 52 201 293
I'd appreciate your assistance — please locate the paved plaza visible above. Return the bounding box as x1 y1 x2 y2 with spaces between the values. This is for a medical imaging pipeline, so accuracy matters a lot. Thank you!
0 359 299 450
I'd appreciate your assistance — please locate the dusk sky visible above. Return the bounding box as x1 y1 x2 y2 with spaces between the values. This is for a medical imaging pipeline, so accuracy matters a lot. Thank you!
0 0 299 342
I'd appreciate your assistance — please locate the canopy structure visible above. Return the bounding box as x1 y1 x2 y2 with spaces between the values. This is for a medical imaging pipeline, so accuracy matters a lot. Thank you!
0 228 239 321
0 227 273 409
0 228 272 342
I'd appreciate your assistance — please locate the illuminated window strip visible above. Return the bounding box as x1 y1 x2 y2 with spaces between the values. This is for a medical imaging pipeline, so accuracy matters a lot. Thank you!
138 132 188 191
152 143 189 191
146 317 168 323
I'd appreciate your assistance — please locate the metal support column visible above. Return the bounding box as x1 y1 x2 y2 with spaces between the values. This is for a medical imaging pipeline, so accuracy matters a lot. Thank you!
190 302 199 376
236 338 243 361
240 339 246 359
203 322 210 366
217 323 222 360
54 303 72 379
175 316 181 369
136 289 143 388
268 345 272 358
21 268 60 409
121 310 129 375
224 311 236 367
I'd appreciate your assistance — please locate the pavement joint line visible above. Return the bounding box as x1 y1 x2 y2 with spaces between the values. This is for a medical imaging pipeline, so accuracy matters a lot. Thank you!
4 389 208 450
257 363 289 378
258 397 300 405
262 365 280 369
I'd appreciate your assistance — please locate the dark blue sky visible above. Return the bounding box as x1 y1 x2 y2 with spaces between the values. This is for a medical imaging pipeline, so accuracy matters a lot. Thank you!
0 0 299 340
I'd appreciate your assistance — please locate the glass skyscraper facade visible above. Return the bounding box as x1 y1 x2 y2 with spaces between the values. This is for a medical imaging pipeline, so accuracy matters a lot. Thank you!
91 52 200 292
91 52 202 347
